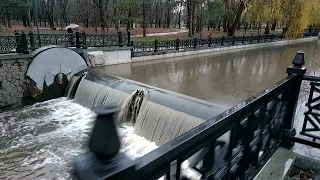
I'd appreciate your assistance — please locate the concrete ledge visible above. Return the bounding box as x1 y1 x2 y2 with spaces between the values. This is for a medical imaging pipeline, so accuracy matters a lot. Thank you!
254 147 296 180
0 53 32 61
77 47 132 67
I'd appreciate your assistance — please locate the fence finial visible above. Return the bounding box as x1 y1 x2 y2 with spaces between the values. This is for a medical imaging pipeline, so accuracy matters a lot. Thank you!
287 51 306 75
292 51 305 67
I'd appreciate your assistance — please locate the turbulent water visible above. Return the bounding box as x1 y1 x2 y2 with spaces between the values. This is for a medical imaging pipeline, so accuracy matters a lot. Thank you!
0 96 202 179
0 98 164 180
134 100 204 146
73 79 129 108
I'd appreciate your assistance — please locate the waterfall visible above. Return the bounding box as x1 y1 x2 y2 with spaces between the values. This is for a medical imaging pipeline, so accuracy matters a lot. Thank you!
73 79 129 109
117 90 148 125
65 75 82 98
73 77 206 146
134 100 204 146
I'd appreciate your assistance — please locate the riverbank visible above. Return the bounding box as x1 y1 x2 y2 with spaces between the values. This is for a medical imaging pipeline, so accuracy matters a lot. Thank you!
131 37 318 63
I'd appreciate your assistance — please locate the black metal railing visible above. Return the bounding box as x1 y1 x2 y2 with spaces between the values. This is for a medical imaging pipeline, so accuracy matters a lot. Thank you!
133 31 319 54
0 31 131 54
74 52 310 180
133 75 300 180
293 74 320 148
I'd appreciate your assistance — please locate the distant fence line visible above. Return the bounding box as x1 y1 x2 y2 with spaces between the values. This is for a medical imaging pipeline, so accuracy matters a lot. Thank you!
132 31 320 53
0 30 319 54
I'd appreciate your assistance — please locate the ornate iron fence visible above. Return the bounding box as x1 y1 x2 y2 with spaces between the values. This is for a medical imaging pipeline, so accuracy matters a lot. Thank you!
0 36 17 53
0 30 318 54
0 31 130 54
74 52 308 180
132 33 314 53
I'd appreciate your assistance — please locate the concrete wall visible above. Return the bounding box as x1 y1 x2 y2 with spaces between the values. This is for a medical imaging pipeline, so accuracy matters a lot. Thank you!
0 54 31 109
76 47 132 67
132 37 319 63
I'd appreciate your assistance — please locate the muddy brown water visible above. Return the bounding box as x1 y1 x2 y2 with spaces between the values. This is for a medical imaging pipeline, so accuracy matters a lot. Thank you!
95 41 320 107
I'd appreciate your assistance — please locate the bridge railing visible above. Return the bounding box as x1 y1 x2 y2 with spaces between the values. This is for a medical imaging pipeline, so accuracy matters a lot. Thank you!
293 74 320 148
73 52 309 180
132 67 301 180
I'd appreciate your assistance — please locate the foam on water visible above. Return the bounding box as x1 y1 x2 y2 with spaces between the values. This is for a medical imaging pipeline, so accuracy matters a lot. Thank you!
0 98 201 179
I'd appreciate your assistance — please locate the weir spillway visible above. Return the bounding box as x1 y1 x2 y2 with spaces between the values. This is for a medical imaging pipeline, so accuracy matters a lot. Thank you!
0 46 228 179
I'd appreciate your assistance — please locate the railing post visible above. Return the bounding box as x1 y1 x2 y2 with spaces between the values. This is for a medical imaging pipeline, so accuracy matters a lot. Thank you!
258 35 261 43
29 31 35 51
193 37 197 48
221 36 224 46
21 31 28 54
154 39 158 52
118 31 123 47
208 37 211 47
242 35 245 44
127 31 131 46
76 32 81 48
102 34 105 46
37 31 41 48
282 51 307 149
250 35 253 44
82 31 87 49
264 34 267 42
175 38 179 51
232 36 235 45
15 31 22 53
73 107 135 180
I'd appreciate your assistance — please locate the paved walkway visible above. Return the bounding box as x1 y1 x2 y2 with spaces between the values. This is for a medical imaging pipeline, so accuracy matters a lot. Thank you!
131 28 188 37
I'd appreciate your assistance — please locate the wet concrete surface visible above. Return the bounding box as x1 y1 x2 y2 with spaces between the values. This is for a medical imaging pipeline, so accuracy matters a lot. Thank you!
95 41 320 107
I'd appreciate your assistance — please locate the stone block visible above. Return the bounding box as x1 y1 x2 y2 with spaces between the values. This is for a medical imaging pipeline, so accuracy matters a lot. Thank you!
117 50 131 64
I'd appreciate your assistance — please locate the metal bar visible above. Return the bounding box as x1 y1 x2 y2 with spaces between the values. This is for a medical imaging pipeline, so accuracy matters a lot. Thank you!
300 132 320 140
303 75 320 81
293 137 320 149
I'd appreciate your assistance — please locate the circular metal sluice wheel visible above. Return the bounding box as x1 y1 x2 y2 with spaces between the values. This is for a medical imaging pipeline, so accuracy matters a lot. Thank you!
26 47 88 101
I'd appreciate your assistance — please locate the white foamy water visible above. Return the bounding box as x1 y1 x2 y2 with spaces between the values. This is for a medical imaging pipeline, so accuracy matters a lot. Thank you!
0 98 200 180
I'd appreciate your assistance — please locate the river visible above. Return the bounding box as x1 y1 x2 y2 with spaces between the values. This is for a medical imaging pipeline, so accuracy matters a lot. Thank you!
1 41 320 179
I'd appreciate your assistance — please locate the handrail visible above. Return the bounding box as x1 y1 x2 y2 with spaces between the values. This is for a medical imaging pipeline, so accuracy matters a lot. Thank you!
302 75 320 81
134 75 297 179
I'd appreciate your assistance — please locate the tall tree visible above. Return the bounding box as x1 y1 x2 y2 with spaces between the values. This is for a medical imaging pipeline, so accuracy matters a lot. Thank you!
93 0 107 32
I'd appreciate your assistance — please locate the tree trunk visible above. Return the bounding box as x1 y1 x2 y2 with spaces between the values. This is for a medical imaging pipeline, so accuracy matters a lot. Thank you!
223 19 227 32
50 0 54 29
94 10 98 33
178 0 182 29
99 7 105 32
158 0 162 28
271 19 277 31
113 0 119 31
191 0 195 35
187 0 191 37
5 7 11 28
142 0 146 37
227 1 245 36
195 0 201 33
265 22 270 34
166 0 170 28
